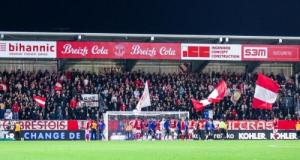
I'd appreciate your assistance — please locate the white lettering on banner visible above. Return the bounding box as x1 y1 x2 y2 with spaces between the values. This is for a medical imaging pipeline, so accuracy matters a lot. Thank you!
228 121 273 130
24 132 65 140
238 133 266 139
213 133 235 139
0 41 56 58
81 94 99 107
91 45 109 55
159 47 176 56
23 131 83 140
69 132 81 139
270 133 297 140
0 120 67 130
243 47 268 58
130 45 156 57
273 51 292 56
61 44 88 56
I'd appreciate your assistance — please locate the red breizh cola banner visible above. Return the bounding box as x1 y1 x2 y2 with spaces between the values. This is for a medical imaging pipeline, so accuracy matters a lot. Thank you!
57 42 181 60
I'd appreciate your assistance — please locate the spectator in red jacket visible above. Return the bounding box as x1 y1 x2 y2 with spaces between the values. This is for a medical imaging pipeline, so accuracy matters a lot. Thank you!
12 101 20 120
70 97 78 110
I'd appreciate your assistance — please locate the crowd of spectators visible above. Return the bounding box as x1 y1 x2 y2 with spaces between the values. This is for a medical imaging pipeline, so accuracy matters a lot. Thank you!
0 69 300 121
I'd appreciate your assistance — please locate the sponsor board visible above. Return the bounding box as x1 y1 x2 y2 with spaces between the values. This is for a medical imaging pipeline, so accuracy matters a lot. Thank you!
57 42 181 60
0 41 56 58
0 131 15 140
213 130 297 140
181 44 241 61
242 45 299 61
21 131 84 140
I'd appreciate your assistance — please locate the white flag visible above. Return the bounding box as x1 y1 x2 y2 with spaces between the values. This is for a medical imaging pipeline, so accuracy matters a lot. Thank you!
136 81 151 111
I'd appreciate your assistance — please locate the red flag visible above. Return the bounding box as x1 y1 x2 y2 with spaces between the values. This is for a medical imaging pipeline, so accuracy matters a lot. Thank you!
0 83 7 92
33 96 46 108
54 82 62 91
192 80 227 112
252 73 279 110
191 99 206 112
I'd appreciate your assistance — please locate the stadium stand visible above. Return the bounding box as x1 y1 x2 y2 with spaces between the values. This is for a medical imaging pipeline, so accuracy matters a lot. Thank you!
0 69 299 121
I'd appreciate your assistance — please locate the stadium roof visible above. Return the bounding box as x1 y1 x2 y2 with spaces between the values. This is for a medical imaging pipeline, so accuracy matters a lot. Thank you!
1 31 300 45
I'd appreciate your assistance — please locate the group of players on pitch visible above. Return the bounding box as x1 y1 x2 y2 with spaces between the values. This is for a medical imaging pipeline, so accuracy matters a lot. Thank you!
125 118 228 140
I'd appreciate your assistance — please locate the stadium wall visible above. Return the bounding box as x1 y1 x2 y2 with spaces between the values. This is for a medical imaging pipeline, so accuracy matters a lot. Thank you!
202 62 246 74
131 60 181 73
0 59 57 72
62 60 123 73
253 63 294 77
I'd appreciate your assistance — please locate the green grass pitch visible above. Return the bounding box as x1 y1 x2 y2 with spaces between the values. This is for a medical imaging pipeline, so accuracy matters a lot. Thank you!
0 140 299 160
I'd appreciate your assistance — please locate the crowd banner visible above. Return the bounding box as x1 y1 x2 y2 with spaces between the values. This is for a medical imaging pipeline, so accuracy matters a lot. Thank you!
0 120 68 131
57 41 181 60
81 94 99 107
181 44 241 61
227 120 298 130
242 45 299 62
0 41 56 58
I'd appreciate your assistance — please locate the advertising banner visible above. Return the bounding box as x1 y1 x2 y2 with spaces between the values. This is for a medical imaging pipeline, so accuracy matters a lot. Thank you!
21 131 84 140
181 44 241 61
57 42 181 60
0 41 56 58
0 131 15 141
213 130 297 140
242 45 299 61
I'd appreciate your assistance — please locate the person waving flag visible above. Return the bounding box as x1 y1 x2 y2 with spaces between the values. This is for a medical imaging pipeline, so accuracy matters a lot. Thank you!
192 80 227 112
136 81 151 111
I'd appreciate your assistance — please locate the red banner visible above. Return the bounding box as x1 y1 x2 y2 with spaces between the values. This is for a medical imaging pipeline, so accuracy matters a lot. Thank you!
227 120 274 130
0 120 68 130
277 120 298 130
242 45 300 61
0 120 297 131
57 42 181 60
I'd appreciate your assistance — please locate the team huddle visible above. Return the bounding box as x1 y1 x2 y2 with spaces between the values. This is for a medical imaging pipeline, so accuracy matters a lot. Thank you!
122 118 228 140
